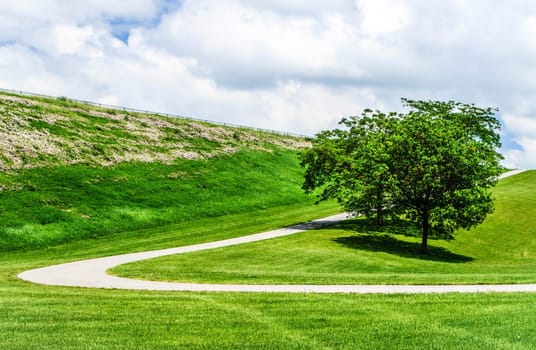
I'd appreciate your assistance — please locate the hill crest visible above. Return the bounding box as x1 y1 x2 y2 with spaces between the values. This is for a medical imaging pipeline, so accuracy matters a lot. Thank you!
0 91 308 171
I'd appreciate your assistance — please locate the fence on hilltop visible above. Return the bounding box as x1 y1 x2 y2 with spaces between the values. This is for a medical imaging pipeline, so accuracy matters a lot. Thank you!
0 87 309 139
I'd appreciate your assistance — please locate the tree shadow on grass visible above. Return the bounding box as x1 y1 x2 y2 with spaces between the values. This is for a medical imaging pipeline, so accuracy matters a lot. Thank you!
331 219 473 263
331 218 421 238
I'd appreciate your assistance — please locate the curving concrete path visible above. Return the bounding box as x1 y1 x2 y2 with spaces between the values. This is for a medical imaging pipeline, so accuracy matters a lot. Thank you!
18 169 536 294
498 169 527 179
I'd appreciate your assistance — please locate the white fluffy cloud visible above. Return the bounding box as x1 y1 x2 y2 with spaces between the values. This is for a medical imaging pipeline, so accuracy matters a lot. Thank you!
357 0 410 36
1 0 536 167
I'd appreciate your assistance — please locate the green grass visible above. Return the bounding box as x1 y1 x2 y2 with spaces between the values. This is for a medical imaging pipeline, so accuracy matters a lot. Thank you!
2 287 535 349
1 173 536 349
0 149 321 250
112 171 536 285
2 91 536 348
0 90 316 252
2 205 536 349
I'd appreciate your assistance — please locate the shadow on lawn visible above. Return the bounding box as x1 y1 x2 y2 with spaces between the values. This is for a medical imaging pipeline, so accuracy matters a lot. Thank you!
331 219 473 263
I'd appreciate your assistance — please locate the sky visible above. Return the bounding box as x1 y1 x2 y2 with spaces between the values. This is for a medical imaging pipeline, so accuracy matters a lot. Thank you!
1 0 535 168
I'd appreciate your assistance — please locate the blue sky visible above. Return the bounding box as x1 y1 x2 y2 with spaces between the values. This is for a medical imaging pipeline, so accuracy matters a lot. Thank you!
0 0 535 168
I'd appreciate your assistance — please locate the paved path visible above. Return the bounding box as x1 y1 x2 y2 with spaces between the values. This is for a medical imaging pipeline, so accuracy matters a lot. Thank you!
18 169 536 294
498 169 527 179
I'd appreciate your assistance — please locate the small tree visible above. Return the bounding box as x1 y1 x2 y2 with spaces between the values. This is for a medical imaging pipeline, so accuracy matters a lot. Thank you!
301 99 503 253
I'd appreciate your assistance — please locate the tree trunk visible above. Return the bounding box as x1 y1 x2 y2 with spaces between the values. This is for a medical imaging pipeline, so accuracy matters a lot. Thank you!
420 209 429 254
375 202 383 226
375 188 384 226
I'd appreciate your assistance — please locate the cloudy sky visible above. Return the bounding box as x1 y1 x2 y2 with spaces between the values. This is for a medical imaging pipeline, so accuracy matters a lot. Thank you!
1 0 535 168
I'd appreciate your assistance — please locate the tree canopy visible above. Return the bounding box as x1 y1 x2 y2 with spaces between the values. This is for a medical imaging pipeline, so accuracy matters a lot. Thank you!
301 99 504 253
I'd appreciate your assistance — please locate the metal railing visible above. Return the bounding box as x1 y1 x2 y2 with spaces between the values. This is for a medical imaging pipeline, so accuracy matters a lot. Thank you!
0 87 309 139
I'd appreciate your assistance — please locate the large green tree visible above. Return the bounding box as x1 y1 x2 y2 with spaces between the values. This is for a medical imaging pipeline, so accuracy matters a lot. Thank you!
301 99 503 253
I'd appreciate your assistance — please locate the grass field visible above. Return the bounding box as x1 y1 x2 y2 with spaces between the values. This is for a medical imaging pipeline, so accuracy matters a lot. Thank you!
2 287 535 349
2 91 536 349
1 172 534 349
112 171 536 285
2 202 536 349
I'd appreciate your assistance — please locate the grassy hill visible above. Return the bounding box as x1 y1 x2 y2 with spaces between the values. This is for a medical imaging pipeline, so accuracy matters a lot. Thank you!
2 90 536 349
0 91 336 250
1 171 535 349
113 171 536 285
0 91 306 170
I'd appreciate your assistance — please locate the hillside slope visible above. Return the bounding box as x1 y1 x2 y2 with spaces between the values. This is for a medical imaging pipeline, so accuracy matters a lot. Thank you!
114 171 536 285
0 91 307 170
0 91 327 250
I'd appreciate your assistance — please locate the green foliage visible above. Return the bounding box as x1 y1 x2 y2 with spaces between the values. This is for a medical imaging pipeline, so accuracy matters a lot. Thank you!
301 110 399 226
391 100 503 251
301 99 504 253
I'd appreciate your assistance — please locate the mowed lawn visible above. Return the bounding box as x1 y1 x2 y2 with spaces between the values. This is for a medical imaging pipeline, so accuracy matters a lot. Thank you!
113 171 536 285
1 172 535 349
